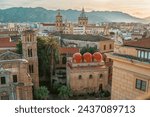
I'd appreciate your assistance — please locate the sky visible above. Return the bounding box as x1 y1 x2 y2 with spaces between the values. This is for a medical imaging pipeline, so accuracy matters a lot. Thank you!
0 0 150 18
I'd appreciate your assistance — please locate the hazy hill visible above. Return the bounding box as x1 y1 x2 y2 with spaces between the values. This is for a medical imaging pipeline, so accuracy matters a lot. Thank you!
0 7 145 23
144 17 150 23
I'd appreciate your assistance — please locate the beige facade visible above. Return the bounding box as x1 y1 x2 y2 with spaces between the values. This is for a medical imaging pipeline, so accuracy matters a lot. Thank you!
67 53 109 95
99 39 114 89
114 44 137 57
0 30 39 100
99 39 114 53
107 38 150 99
52 47 79 85
63 23 73 34
55 11 64 32
0 51 33 100
78 8 88 26
22 30 39 89
110 55 150 99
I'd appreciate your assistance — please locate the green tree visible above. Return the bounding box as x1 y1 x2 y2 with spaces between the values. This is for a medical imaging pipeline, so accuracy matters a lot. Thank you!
16 40 22 54
34 86 49 100
52 82 62 94
80 46 98 55
37 36 59 89
58 85 72 99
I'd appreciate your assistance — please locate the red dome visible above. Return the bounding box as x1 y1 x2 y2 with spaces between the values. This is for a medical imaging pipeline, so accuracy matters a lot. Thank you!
83 52 92 63
73 53 82 63
93 52 103 62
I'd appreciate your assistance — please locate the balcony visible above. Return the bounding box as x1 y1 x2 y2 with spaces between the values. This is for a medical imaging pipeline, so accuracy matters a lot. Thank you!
113 53 150 63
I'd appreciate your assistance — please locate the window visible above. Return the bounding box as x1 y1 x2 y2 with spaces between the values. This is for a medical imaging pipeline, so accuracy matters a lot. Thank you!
30 34 34 42
89 74 93 79
137 50 141 58
29 64 34 73
27 36 29 42
141 51 144 58
145 52 148 59
78 75 82 79
99 74 103 78
104 45 106 50
137 50 150 60
13 75 17 83
1 77 6 84
109 44 112 49
28 49 33 57
136 79 146 91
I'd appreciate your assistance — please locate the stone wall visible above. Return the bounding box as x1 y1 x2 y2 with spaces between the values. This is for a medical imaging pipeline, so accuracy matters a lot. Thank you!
111 59 150 100
67 64 108 95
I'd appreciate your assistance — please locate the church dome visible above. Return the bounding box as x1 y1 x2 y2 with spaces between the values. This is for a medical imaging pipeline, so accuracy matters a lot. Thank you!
73 53 82 63
83 52 92 63
93 52 103 62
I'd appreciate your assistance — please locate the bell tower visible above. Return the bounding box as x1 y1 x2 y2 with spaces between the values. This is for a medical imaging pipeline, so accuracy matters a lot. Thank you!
22 30 39 89
78 8 88 26
55 10 63 32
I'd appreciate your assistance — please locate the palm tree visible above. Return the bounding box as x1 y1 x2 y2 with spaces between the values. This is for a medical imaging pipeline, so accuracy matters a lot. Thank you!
37 36 59 89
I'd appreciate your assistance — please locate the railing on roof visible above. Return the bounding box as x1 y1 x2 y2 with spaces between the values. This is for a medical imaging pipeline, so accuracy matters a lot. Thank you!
113 53 150 63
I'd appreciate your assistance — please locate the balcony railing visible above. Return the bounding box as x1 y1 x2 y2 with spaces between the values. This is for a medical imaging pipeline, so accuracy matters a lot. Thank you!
113 53 150 63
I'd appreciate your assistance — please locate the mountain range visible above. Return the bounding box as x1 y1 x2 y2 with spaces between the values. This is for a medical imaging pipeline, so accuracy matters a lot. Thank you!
0 7 148 23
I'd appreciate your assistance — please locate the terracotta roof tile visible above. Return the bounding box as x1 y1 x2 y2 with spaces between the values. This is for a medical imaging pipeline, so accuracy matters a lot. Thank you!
124 38 150 49
59 47 79 54
0 37 16 48
0 31 18 34
41 23 55 26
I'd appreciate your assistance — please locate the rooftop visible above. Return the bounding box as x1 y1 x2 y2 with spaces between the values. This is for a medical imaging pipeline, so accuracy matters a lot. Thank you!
54 34 112 42
124 38 150 49
0 37 16 48
0 31 19 35
59 47 79 54
41 23 55 26
113 53 150 64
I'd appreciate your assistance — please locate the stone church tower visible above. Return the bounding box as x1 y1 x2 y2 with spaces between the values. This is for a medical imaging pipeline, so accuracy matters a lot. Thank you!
78 8 88 26
55 10 63 32
22 30 39 90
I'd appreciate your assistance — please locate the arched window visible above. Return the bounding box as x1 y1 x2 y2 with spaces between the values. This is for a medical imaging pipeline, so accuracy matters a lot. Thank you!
104 45 106 50
30 34 34 42
99 84 103 91
28 49 32 57
109 44 112 49
99 74 103 78
29 64 34 73
89 74 93 79
30 49 32 57
78 75 82 79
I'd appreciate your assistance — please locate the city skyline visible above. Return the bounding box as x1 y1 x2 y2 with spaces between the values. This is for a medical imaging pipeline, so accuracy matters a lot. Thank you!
0 0 150 18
